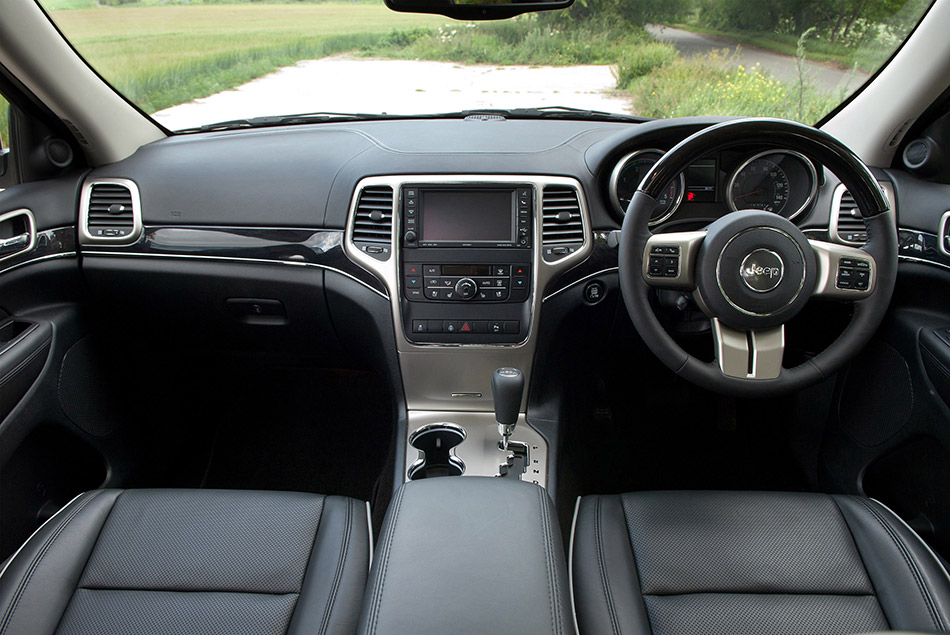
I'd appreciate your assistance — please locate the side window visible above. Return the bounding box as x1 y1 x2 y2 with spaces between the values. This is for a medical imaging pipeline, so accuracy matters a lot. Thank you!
0 93 9 186
0 93 8 152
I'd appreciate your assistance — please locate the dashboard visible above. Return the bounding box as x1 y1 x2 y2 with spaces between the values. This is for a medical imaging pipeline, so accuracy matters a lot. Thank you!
15 114 942 486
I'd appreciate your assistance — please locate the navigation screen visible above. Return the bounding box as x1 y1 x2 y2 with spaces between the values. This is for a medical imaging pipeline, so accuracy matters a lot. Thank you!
420 190 515 243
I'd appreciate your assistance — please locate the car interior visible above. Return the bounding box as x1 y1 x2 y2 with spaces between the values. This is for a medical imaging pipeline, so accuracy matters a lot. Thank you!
2 0 950 631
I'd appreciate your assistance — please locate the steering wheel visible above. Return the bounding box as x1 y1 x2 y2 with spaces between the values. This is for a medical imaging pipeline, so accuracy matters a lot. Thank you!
619 118 898 397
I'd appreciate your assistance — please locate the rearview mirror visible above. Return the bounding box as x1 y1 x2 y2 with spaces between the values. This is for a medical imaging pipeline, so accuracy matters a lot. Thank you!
385 0 573 21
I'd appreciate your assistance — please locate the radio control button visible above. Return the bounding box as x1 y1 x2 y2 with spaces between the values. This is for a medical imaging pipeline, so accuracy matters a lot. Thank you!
404 230 416 243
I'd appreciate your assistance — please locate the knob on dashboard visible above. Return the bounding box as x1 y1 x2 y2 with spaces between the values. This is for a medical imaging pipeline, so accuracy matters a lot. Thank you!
455 277 477 299
404 230 417 243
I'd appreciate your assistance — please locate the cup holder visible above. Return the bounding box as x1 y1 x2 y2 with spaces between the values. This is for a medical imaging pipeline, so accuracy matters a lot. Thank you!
407 422 466 480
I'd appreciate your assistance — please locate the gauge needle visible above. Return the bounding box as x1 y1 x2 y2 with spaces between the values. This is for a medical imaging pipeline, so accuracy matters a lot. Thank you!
734 189 764 199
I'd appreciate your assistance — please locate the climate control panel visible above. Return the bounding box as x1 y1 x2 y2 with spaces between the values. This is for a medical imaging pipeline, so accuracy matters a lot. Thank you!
404 263 530 303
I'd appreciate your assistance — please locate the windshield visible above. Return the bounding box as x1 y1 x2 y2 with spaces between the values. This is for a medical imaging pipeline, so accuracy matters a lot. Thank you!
36 0 934 132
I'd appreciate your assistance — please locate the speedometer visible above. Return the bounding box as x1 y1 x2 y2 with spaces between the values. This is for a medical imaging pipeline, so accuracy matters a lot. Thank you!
726 150 818 220
610 149 685 225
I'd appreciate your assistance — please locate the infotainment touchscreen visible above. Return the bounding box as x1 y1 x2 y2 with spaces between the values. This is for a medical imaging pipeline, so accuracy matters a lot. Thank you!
420 190 516 243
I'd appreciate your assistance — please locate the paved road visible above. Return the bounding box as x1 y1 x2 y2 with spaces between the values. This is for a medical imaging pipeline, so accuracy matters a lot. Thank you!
153 56 631 131
645 24 868 94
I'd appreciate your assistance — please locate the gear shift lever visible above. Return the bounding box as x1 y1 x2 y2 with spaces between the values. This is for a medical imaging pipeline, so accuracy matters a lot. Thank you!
492 368 524 451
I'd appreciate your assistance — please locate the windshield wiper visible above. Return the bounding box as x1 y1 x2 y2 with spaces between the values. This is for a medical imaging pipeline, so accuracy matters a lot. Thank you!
177 106 648 133
456 107 649 123
177 112 395 133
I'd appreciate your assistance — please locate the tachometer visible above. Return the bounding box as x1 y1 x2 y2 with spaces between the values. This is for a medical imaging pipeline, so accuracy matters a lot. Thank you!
727 150 818 220
610 149 685 225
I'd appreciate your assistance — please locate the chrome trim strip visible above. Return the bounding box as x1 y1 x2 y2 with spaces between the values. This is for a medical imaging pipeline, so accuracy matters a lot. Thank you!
899 255 950 271
0 209 36 263
609 149 685 224
78 177 143 246
81 251 389 299
939 211 950 257
543 267 618 302
0 251 76 275
365 501 374 576
568 496 582 635
726 149 818 220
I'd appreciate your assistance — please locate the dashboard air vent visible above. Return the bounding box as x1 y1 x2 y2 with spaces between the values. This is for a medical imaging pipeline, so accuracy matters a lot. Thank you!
80 179 142 245
352 185 394 260
541 186 584 262
831 186 867 245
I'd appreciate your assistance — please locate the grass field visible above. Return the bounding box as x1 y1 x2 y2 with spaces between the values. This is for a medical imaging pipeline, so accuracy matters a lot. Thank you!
47 2 445 112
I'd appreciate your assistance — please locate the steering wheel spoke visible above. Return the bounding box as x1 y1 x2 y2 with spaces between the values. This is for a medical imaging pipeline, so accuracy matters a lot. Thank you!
809 239 877 299
642 231 706 290
711 319 785 380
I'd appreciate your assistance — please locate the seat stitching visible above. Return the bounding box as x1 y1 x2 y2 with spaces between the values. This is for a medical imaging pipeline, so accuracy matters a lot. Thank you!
594 496 622 635
0 490 103 635
368 485 405 635
537 485 560 635
317 498 353 635
852 496 946 631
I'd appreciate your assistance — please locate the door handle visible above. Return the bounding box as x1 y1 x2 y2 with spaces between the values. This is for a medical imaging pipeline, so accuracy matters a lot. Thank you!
0 232 30 256
0 209 36 262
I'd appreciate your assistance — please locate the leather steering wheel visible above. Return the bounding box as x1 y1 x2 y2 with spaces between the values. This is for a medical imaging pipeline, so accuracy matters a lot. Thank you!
619 118 898 397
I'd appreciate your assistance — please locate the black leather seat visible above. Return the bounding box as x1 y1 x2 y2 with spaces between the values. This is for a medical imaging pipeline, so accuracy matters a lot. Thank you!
0 489 370 635
572 491 950 635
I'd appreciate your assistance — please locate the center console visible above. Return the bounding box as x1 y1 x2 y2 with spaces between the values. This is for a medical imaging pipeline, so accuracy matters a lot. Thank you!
400 183 533 344
344 175 592 488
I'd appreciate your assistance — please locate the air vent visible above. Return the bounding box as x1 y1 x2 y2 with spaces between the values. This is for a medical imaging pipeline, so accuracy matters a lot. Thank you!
79 178 142 245
541 186 585 262
831 186 867 245
352 185 393 260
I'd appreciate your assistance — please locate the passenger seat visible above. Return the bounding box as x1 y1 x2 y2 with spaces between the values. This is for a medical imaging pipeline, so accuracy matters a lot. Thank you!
0 489 369 635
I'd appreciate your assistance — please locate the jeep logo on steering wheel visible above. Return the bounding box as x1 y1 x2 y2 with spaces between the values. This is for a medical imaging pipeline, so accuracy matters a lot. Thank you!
740 249 785 292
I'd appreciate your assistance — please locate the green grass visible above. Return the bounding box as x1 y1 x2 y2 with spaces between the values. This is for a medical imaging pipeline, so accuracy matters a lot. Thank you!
629 50 839 121
362 18 654 66
46 2 445 112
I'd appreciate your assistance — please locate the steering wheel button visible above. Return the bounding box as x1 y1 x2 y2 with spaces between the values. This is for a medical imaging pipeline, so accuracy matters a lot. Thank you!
840 258 855 267
838 267 854 279
648 265 663 277
837 278 853 289
664 266 678 277
855 260 870 269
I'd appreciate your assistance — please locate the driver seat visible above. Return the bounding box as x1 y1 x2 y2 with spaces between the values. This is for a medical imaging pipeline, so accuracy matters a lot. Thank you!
571 491 950 634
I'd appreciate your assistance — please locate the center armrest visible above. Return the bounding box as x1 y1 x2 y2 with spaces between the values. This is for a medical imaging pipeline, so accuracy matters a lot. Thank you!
357 477 572 635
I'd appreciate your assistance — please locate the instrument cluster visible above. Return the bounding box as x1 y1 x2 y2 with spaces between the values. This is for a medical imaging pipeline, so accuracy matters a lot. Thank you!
609 147 819 226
